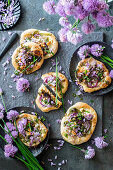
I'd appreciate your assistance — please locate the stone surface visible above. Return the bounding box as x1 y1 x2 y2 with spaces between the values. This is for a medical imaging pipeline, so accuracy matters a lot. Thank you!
0 31 103 140
0 0 113 169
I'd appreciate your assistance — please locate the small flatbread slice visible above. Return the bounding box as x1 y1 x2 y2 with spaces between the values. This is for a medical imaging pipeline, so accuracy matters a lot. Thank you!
16 113 48 147
36 84 62 112
41 72 68 98
76 57 111 93
12 42 44 74
61 102 97 145
20 29 58 59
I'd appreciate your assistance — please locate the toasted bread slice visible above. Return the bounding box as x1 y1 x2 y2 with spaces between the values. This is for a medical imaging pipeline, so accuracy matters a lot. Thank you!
61 102 97 145
41 72 68 98
76 57 111 93
16 113 48 147
12 42 44 74
20 29 58 59
36 84 62 112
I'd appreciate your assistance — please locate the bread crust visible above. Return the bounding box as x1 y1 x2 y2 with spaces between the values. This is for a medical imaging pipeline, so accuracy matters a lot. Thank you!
76 57 111 93
61 102 97 145
41 72 68 98
16 113 48 147
35 84 62 112
12 42 44 74
20 29 58 59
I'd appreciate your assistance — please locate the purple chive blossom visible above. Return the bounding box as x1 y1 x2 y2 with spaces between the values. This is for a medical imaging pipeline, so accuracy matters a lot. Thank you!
109 70 113 78
0 88 3 95
82 0 99 13
59 17 69 27
4 122 16 132
84 146 95 159
43 0 56 15
94 136 108 149
67 29 83 45
4 144 18 157
96 10 113 28
11 131 18 138
55 2 66 17
74 5 89 20
17 118 27 136
64 2 76 16
90 44 104 57
5 134 13 144
16 78 30 92
58 27 69 42
0 112 4 119
7 110 19 121
81 21 95 34
78 45 90 60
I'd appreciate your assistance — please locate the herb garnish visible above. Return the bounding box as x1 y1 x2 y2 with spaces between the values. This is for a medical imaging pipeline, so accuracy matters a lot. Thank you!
41 116 45 121
55 57 66 113
55 57 58 106
14 58 39 75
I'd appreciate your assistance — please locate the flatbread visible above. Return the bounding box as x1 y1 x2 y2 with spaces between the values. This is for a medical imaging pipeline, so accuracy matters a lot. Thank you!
12 42 44 74
76 57 111 93
20 29 58 59
16 113 48 147
35 84 62 112
61 102 97 145
41 72 68 98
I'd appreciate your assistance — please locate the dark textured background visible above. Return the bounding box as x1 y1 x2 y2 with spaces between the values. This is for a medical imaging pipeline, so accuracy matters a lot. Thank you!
0 0 113 170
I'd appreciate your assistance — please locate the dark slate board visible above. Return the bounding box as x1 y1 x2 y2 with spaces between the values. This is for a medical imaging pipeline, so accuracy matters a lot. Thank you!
0 31 103 140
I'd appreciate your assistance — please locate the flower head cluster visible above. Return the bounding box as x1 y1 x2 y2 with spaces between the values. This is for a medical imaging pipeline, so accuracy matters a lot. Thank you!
5 134 13 144
43 0 113 45
84 146 95 159
81 21 95 35
4 122 16 132
16 78 30 92
94 136 108 149
43 0 56 15
78 44 104 60
0 0 17 26
4 144 18 157
78 45 90 60
17 118 27 136
67 28 83 45
90 44 104 57
7 110 19 121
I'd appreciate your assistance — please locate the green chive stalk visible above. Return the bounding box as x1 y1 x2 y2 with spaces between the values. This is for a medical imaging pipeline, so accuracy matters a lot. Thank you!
55 57 58 106
55 57 66 113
